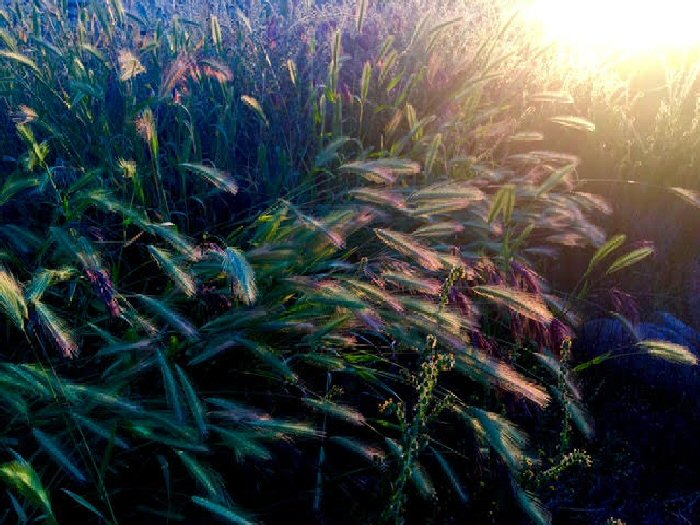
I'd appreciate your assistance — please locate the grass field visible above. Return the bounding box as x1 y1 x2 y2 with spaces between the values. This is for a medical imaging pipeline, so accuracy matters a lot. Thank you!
0 1 698 523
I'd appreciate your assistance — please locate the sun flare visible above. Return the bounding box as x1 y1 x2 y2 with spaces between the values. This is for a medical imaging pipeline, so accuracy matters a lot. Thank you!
526 0 700 54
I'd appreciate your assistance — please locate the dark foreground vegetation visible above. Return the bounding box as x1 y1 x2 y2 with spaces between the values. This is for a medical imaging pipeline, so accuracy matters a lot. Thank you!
0 1 698 523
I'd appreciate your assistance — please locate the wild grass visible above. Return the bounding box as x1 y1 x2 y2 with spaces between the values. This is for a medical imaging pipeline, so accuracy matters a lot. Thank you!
517 43 700 317
0 1 696 524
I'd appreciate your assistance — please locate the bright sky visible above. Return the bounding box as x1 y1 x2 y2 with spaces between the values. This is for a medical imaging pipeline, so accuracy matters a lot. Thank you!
525 0 700 53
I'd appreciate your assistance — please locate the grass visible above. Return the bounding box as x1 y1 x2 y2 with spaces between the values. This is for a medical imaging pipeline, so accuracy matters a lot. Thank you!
0 0 698 524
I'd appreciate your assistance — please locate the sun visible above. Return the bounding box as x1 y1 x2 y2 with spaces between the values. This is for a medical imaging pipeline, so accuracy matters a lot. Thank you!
524 0 700 55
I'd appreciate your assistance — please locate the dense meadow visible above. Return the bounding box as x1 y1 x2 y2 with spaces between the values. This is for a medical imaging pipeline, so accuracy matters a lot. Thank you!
0 0 698 523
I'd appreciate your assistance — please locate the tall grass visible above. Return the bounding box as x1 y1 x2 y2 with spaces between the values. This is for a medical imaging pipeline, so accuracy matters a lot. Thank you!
0 1 694 524
512 40 700 316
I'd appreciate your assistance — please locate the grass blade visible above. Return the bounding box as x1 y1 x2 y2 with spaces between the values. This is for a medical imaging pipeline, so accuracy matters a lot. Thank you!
303 398 365 426
512 481 551 525
340 158 420 184
60 489 105 521
33 301 79 358
355 0 367 33
33 429 87 483
535 164 576 197
472 285 553 324
221 248 257 305
137 294 198 340
374 228 444 271
605 247 654 275
549 116 595 132
147 245 196 297
488 185 515 224
431 447 469 503
175 364 208 437
0 266 28 330
177 452 226 502
0 458 54 519
180 163 238 195
157 349 185 424
191 496 254 525
241 95 269 127
668 187 700 209
638 339 698 365
585 234 626 276
328 436 385 463
0 49 39 72
457 406 530 470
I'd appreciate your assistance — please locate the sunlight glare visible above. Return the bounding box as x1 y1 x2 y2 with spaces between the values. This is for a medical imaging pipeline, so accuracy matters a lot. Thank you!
526 0 700 54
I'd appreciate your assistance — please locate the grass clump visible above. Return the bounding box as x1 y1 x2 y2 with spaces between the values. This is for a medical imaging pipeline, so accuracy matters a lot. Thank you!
0 1 696 524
